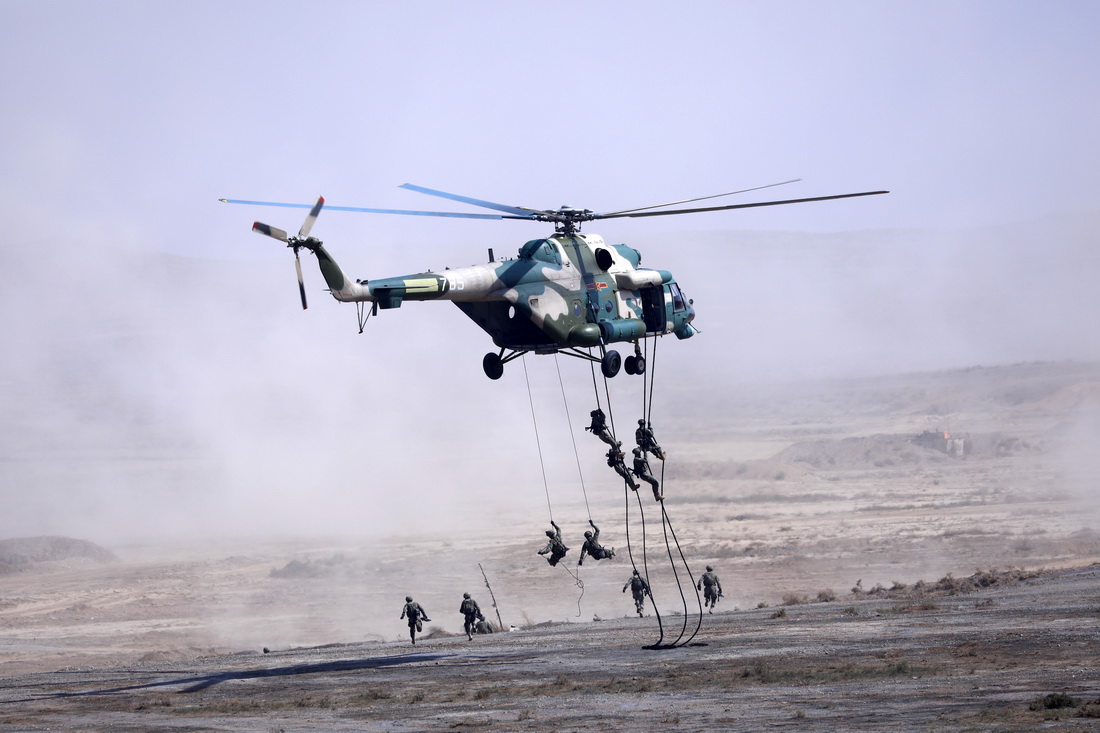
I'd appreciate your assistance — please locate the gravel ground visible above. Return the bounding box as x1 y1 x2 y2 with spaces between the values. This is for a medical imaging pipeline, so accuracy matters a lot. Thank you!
2 565 1098 732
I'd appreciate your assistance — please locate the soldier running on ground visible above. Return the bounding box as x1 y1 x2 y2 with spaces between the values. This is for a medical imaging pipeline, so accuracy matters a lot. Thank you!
623 570 652 616
459 592 486 640
586 408 621 448
400 596 431 645
607 447 640 490
635 419 666 461
632 447 662 501
578 519 616 566
697 565 723 613
537 520 569 566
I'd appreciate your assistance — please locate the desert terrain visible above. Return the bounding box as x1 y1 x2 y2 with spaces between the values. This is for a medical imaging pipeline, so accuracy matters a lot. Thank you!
1 361 1099 731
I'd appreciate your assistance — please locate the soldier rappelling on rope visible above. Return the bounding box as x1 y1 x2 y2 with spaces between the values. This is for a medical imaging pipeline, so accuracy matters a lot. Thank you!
578 519 616 566
607 446 640 490
636 419 666 461
586 408 620 449
633 447 662 502
537 520 569 566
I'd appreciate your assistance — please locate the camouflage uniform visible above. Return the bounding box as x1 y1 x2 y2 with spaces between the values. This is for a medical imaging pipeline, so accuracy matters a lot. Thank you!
697 566 723 612
635 419 666 460
607 447 640 490
459 593 485 640
538 520 570 566
578 520 615 566
586 408 620 448
632 448 662 501
400 597 431 644
623 571 651 616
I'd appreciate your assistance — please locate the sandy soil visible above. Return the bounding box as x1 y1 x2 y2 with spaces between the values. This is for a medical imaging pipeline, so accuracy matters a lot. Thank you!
2 361 1099 731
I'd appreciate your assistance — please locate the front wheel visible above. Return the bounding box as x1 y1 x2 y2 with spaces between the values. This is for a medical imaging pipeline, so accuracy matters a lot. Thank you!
633 355 646 375
601 350 621 378
483 352 504 380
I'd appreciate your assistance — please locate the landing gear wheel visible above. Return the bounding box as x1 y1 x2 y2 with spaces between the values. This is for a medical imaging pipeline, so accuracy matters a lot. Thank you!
633 355 646 375
624 355 637 375
601 350 621 378
483 352 504 380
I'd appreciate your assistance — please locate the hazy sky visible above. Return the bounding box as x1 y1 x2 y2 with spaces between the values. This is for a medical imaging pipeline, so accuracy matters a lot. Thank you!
1 1 1098 543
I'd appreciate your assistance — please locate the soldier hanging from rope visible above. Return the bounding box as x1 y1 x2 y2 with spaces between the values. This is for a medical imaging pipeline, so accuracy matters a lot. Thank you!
623 569 652 617
635 419 666 461
607 446 640 490
578 519 616 566
586 408 621 449
537 520 570 566
632 447 662 501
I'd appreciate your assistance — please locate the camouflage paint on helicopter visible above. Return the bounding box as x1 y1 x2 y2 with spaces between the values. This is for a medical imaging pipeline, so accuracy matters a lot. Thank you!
311 231 696 367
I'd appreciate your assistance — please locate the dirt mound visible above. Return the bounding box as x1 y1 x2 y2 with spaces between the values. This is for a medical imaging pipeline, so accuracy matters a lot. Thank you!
269 554 350 579
775 434 936 470
0 536 117 574
775 431 1040 470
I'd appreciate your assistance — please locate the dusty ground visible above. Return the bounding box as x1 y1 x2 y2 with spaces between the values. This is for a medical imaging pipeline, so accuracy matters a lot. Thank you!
1 361 1099 731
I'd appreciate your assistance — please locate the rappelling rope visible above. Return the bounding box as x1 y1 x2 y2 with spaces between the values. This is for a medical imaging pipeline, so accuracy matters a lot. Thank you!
590 348 666 646
525 356 584 613
641 336 704 648
556 355 592 521
643 336 688 645
523 355 554 521
623 472 663 645
659 493 691 646
660 487 703 646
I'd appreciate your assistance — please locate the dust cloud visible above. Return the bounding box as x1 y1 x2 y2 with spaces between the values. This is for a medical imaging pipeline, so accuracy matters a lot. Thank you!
1 211 1098 551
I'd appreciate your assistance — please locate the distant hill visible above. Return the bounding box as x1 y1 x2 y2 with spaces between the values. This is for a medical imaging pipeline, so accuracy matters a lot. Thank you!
0 536 117 574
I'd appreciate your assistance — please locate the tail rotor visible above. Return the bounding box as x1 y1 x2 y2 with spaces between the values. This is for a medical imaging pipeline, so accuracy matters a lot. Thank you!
251 196 325 309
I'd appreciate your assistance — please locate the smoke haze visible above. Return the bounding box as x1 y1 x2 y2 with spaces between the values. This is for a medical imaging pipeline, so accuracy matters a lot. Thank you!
1 2 1098 545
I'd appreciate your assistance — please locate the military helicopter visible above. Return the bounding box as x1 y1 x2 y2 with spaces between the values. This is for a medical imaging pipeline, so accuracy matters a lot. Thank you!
221 182 887 379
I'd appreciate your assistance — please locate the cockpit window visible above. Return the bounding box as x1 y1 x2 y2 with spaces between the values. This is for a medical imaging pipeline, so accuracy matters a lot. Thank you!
670 283 686 310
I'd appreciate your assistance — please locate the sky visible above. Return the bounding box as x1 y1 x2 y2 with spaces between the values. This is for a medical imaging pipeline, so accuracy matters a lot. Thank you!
1 1 1098 544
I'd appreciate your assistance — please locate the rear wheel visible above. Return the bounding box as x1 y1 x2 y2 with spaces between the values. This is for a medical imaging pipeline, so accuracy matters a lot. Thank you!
624 355 637 375
483 352 504 380
633 355 646 375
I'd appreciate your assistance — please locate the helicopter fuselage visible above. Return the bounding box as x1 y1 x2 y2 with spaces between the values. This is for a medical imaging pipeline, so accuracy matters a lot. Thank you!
314 232 696 353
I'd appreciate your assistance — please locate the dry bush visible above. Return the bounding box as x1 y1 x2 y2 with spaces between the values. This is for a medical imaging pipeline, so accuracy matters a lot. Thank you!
1029 692 1078 711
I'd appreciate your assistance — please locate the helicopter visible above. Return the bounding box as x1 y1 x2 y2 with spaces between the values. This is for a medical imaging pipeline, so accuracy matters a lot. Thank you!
220 182 887 380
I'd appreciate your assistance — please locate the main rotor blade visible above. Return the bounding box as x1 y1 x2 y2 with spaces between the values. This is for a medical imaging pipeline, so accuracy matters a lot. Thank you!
598 179 803 217
294 251 307 310
252 221 289 242
595 190 890 221
223 198 506 220
399 183 544 218
298 196 325 238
